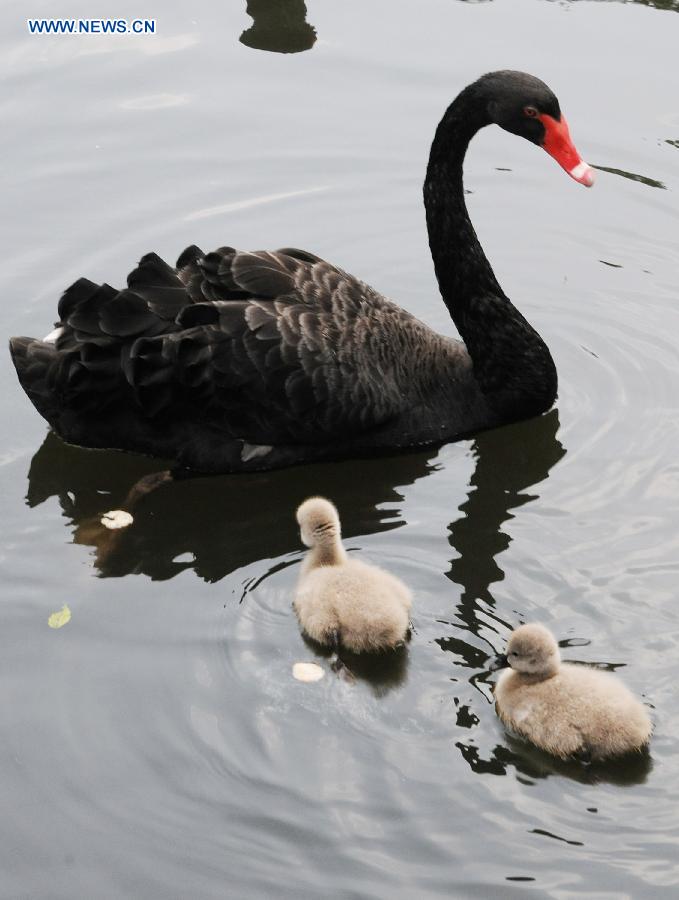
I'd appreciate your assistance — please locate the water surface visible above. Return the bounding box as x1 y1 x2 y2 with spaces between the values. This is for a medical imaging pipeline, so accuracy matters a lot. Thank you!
2 1 679 897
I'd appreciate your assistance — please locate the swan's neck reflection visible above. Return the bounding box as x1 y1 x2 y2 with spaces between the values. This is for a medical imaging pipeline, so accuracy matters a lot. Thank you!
437 411 566 706
447 409 565 609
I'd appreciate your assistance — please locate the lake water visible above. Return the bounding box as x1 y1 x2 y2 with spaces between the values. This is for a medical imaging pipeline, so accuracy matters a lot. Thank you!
2 0 679 897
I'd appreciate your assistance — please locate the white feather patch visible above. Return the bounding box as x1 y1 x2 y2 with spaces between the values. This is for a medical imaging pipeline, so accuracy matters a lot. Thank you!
241 442 273 463
42 327 64 344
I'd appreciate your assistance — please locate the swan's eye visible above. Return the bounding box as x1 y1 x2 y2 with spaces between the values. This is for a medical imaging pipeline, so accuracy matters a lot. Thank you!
524 106 538 118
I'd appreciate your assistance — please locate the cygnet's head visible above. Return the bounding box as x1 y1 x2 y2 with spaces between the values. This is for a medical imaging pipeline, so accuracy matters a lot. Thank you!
502 623 561 677
296 496 341 547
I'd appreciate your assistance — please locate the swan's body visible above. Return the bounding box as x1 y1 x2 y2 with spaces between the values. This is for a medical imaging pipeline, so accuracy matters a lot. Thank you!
493 624 652 761
10 71 593 474
293 497 412 653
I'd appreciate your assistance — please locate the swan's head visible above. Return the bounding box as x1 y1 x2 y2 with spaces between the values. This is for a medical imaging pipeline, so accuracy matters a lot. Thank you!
296 496 341 547
491 623 561 678
479 70 595 187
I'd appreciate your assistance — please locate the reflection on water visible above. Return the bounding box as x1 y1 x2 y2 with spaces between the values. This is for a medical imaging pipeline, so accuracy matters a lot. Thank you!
465 0 679 7
593 164 667 190
447 410 565 608
635 0 679 8
459 735 652 786
239 0 317 53
301 632 410 695
551 0 679 10
25 431 437 579
27 411 564 586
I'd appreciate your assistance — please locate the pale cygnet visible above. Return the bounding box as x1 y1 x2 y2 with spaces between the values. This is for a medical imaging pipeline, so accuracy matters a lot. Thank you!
491 623 652 761
294 497 412 662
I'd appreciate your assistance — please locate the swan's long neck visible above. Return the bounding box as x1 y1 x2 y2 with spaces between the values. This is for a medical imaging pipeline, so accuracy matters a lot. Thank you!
424 85 557 418
425 86 500 314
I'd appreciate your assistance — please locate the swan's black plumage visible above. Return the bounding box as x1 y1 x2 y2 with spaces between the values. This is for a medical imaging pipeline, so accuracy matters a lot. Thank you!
11 247 479 470
10 71 587 473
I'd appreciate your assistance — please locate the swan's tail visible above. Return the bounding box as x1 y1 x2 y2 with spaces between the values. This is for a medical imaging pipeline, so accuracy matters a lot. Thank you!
9 336 61 430
9 253 195 442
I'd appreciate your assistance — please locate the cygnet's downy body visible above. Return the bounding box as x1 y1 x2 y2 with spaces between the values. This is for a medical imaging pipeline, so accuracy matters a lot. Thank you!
492 624 652 761
294 497 412 655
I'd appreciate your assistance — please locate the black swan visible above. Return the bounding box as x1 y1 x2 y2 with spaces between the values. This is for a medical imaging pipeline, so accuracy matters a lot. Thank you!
10 70 593 475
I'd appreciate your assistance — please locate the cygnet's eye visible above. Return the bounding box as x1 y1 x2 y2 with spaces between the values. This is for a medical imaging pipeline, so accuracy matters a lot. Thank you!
523 106 538 118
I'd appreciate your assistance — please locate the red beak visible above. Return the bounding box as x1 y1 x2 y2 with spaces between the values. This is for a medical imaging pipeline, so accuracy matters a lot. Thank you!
539 114 595 187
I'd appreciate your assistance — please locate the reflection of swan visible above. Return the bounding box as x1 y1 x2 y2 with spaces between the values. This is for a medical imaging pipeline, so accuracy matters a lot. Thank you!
446 409 565 607
25 431 437 579
437 414 563 672
25 405 562 588
239 0 316 54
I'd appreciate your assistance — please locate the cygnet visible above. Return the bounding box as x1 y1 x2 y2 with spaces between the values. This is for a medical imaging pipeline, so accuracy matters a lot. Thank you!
293 497 412 667
491 623 651 761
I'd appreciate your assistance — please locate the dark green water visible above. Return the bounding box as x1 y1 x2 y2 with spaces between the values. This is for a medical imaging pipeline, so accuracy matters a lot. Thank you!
2 1 679 896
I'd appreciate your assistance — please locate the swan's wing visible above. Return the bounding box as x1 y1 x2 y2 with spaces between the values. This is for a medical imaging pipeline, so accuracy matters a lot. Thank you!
34 247 420 444
176 244 326 302
129 246 419 442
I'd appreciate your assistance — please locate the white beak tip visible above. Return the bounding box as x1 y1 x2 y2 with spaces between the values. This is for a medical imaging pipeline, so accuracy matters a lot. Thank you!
569 161 595 187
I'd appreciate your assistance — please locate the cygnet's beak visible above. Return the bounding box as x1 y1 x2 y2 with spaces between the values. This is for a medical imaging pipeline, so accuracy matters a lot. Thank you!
487 653 508 672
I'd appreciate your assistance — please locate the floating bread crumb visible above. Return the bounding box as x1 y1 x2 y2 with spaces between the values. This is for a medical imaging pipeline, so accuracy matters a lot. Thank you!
292 662 325 683
100 510 134 530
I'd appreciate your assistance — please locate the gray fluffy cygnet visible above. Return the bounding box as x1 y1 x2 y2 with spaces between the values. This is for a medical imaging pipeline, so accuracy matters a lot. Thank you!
492 623 652 761
293 497 412 655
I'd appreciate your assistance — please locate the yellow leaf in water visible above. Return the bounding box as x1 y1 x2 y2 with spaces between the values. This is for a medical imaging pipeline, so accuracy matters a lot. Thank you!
48 605 71 629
